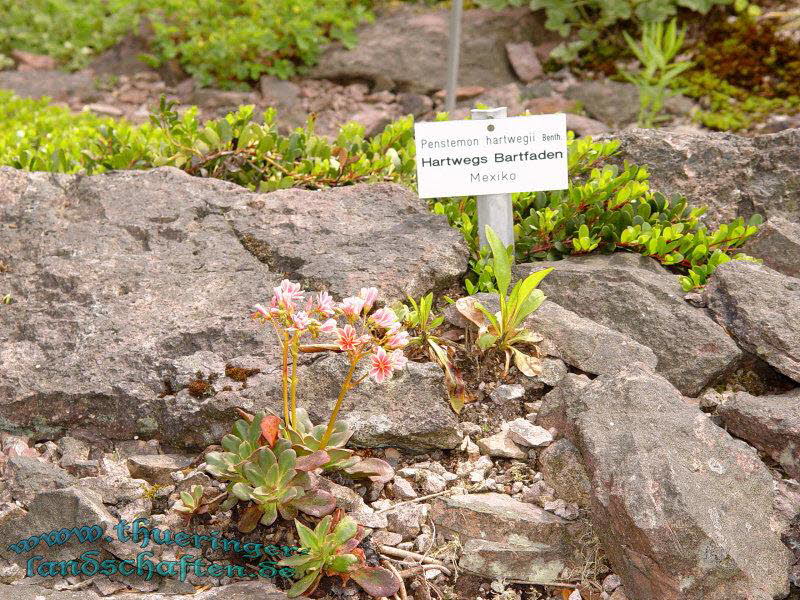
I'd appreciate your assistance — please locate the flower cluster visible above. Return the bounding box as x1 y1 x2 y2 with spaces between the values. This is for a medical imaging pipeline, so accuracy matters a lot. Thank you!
254 281 409 383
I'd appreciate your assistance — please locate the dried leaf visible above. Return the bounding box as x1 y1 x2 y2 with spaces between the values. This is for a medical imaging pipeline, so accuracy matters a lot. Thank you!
343 457 395 484
237 503 262 533
513 348 543 377
454 297 487 328
260 415 281 448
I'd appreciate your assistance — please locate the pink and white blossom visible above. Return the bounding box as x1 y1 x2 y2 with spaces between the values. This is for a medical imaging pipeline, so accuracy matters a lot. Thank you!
339 296 365 319
336 325 360 352
319 318 337 333
386 330 410 349
253 304 270 318
370 307 398 329
359 287 379 312
389 349 408 370
290 311 311 332
369 347 394 383
273 279 303 310
316 291 336 317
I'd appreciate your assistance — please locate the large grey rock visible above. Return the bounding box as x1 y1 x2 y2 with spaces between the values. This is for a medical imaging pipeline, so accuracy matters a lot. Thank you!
545 366 791 600
707 260 800 382
565 80 639 128
431 492 586 583
311 6 559 93
235 355 461 452
742 214 800 278
5 456 76 505
718 389 800 479
126 454 193 485
0 70 96 103
229 182 467 299
514 254 743 396
526 300 659 377
0 168 466 448
610 127 800 228
0 488 139 568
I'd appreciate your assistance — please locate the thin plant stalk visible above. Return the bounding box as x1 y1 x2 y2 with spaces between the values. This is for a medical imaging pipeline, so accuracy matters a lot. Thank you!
319 355 361 447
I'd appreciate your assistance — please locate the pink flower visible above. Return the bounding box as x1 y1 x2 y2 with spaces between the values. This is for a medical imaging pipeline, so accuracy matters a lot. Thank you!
316 291 336 317
359 287 379 312
386 330 410 349
290 311 310 332
370 307 398 329
336 325 359 352
253 304 270 318
339 296 365 319
319 318 337 333
369 347 394 383
389 349 408 370
273 279 303 310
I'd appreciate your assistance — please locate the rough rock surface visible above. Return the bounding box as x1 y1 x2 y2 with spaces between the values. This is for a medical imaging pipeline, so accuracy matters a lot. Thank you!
431 493 586 583
718 389 800 479
526 300 659 377
610 127 800 227
0 167 467 447
311 6 558 93
743 215 800 278
707 260 800 382
514 253 743 396
543 366 791 600
565 80 640 128
537 439 592 508
229 182 466 299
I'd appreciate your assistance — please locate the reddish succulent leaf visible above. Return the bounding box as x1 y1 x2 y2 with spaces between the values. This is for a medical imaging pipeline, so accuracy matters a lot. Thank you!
343 457 394 484
339 526 366 554
237 504 262 533
295 450 331 472
350 565 401 598
259 415 282 448
293 489 336 518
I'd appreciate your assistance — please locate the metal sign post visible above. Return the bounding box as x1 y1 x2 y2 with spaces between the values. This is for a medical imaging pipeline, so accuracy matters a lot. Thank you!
471 107 515 253
444 0 463 114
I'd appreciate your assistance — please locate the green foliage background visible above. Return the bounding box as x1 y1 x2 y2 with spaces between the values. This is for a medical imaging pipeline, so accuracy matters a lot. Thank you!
0 90 761 290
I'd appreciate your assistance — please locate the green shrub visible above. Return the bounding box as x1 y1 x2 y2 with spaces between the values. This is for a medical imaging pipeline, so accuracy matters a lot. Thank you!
476 0 757 62
0 0 139 70
0 0 371 85
141 0 371 87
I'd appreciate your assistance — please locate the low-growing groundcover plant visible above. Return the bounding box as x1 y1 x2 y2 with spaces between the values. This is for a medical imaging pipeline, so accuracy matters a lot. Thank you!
0 0 372 86
432 134 762 292
0 91 761 290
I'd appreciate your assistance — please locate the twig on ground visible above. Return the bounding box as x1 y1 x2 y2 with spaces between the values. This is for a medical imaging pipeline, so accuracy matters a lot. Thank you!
397 563 452 578
379 545 449 568
374 489 452 514
384 560 408 600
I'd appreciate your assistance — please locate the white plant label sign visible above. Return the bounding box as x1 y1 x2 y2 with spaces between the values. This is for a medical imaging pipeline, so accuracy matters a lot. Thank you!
414 113 568 198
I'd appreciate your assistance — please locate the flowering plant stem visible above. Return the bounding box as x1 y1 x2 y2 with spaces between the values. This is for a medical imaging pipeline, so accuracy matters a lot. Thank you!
319 354 361 448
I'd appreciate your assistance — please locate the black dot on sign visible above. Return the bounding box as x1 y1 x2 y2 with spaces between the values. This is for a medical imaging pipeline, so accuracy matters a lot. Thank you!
487 124 495 132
